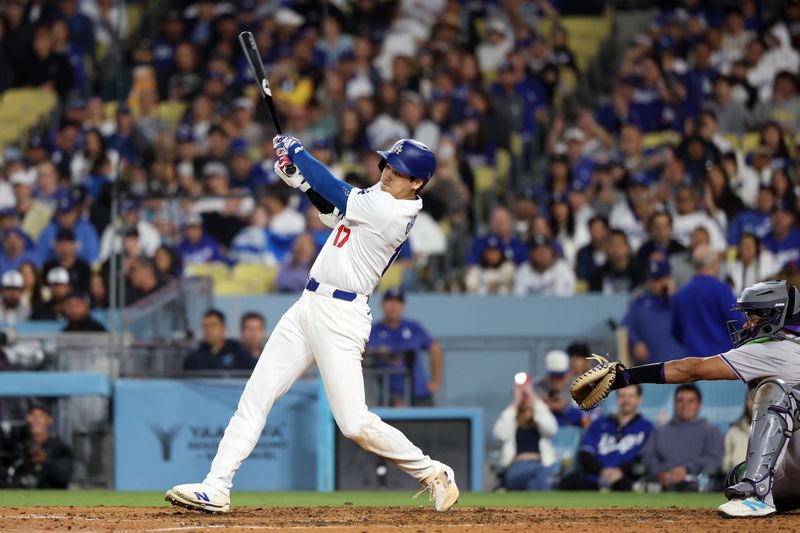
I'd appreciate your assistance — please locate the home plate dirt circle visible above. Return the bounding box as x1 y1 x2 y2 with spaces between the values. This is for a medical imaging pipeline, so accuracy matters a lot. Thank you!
0 506 795 532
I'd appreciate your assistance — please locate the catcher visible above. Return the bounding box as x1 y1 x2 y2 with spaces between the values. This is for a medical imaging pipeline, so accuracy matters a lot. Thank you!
571 280 800 518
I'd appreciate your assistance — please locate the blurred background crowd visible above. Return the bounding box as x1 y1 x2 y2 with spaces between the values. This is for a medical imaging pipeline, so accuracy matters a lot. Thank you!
0 0 799 310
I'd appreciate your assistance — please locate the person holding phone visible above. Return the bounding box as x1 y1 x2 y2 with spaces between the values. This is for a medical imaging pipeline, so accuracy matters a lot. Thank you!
492 372 558 491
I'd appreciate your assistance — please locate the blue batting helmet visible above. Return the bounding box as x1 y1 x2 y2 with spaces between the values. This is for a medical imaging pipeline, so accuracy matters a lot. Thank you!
377 139 436 184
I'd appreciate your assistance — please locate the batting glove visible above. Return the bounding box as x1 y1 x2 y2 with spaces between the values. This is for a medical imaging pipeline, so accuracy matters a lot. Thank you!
273 134 303 156
274 147 310 191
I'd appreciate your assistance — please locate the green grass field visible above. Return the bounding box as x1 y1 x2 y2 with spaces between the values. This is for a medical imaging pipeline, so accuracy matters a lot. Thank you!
0 490 725 508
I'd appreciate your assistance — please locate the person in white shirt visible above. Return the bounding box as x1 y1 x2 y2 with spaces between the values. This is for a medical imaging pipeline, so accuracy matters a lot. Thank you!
513 236 576 296
725 232 779 295
671 184 727 253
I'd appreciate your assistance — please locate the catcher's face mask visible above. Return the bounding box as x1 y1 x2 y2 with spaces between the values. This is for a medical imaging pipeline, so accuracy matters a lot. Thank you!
727 281 794 347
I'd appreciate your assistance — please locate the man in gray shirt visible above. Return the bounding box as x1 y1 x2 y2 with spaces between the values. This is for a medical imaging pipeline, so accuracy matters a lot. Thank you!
641 384 723 491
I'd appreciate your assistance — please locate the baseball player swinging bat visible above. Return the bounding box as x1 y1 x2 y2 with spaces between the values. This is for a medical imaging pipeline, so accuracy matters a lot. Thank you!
570 280 800 518
165 37 457 513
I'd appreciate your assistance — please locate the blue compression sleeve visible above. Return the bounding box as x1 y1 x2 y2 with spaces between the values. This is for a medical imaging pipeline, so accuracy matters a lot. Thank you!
290 148 353 213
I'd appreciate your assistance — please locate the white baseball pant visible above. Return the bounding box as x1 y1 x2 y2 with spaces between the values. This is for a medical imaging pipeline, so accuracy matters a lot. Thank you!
203 290 439 493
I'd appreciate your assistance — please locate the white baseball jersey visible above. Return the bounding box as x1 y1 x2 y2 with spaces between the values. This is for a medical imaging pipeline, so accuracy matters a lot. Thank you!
309 183 420 295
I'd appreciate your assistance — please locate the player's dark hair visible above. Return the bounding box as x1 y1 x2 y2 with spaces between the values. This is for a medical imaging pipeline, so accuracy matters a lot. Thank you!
675 383 702 403
241 311 265 330
204 308 226 325
632 384 643 396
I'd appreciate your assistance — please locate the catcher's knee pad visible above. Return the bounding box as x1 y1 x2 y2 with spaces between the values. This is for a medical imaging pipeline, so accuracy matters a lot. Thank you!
725 378 797 501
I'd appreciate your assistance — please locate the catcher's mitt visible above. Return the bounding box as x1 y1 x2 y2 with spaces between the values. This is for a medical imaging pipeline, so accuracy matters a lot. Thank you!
569 354 625 410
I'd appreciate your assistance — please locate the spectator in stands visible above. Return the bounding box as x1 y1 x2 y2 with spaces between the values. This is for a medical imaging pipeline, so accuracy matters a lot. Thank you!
560 385 653 491
672 244 741 357
0 227 39 274
636 212 686 267
705 74 748 135
240 312 267 360
275 233 316 293
492 373 558 491
762 201 800 268
18 261 42 311
727 185 775 245
589 230 643 294
153 245 182 282
98 200 161 263
36 191 99 264
722 392 754 474
575 215 609 283
0 270 30 325
566 342 591 378
126 256 164 306
465 235 517 295
623 258 684 364
752 70 800 133
9 169 52 241
5 404 73 489
724 233 779 296
513 236 576 296
262 186 305 262
670 226 710 289
30 267 71 320
467 206 528 271
175 213 227 267
183 309 255 371
671 184 727 254
641 385 724 491
88 272 107 309
230 206 277 266
61 291 105 332
535 350 584 428
15 25 74 98
42 229 91 293
366 289 442 407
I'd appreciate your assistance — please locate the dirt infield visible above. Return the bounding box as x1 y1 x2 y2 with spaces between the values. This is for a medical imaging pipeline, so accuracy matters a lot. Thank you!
0 506 798 532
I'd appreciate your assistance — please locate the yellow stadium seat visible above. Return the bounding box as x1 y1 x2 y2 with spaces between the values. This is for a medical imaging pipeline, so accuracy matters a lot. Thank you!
641 131 682 149
185 262 231 284
473 165 497 194
213 278 251 295
560 67 578 95
232 263 280 293
741 133 760 153
378 264 404 293
575 279 589 294
157 101 187 129
510 132 523 157
722 133 741 152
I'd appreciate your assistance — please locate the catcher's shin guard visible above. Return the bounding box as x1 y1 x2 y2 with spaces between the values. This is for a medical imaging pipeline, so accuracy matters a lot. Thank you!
725 379 797 502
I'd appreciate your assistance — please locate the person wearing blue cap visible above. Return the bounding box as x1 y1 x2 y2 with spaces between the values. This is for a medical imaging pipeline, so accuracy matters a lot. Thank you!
0 227 40 276
35 190 100 265
622 257 686 364
366 288 442 407
762 202 800 268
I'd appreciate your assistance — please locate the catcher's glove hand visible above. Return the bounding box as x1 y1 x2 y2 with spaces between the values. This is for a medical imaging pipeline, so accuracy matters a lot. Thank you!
569 354 626 410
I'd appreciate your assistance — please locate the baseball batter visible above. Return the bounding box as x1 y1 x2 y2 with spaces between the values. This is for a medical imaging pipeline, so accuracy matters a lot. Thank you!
165 136 458 513
572 279 800 518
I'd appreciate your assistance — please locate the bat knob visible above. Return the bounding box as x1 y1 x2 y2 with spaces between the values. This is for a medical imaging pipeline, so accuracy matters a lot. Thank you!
286 164 297 175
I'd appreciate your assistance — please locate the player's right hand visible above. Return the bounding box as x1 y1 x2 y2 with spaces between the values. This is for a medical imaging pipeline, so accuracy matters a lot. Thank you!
274 147 309 191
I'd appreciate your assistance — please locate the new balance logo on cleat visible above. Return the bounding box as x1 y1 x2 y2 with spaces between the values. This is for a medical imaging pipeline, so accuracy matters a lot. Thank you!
193 492 210 502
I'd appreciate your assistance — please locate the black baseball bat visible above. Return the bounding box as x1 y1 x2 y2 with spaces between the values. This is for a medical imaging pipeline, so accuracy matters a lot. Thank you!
238 31 295 172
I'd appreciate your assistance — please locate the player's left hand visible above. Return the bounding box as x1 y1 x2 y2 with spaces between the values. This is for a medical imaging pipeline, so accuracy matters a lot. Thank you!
273 134 303 156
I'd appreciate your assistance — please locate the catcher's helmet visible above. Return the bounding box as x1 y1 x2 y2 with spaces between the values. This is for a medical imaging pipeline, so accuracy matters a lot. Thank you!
377 139 436 185
727 280 800 347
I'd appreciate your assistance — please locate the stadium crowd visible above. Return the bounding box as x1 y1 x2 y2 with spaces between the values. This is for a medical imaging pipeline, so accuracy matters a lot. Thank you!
0 0 798 316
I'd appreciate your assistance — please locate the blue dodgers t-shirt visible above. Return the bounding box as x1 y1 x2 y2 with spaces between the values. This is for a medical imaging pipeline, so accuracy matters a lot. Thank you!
367 318 433 399
579 413 653 483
